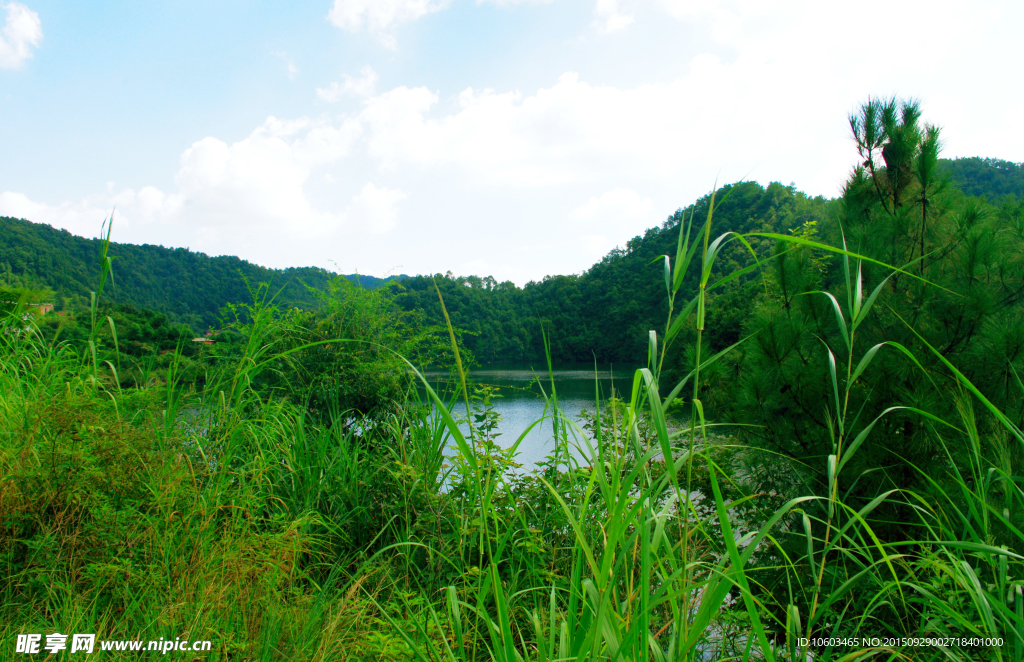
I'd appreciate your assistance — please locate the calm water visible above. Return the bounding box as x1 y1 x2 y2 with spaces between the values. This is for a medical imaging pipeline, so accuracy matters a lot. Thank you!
422 365 638 470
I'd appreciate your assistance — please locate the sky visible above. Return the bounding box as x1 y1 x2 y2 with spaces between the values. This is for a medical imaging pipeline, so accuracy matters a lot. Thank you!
1 0 1022 284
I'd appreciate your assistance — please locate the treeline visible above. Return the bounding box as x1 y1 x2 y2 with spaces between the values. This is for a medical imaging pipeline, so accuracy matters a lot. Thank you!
394 182 830 366
3 155 1021 364
0 216 404 332
5 99 1024 659
390 156 1023 367
715 101 1024 529
939 155 1024 199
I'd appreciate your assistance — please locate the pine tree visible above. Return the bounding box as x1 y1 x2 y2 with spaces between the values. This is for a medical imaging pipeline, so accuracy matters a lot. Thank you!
727 98 1024 519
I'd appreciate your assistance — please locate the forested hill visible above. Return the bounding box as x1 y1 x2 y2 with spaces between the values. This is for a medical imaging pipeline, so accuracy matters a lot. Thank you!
391 157 1023 366
5 156 1018 356
938 156 1024 199
394 181 830 365
0 216 403 331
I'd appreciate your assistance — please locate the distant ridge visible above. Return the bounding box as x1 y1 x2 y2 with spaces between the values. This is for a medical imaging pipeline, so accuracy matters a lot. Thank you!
938 156 1024 199
2 155 1014 342
0 216 404 331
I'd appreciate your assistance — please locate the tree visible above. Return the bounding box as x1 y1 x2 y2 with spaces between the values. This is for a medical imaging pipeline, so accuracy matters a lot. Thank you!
726 97 1024 517
227 276 452 425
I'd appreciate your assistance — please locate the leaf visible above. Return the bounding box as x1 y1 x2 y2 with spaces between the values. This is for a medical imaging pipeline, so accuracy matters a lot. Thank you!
648 330 658 374
747 232 954 294
662 335 750 408
662 254 672 300
837 407 902 475
673 210 700 292
665 295 699 345
853 260 863 322
852 272 893 330
707 461 777 662
826 345 841 428
841 228 851 312
821 292 850 353
890 312 1024 444
849 342 886 386
700 232 733 287
106 315 120 358
802 511 817 581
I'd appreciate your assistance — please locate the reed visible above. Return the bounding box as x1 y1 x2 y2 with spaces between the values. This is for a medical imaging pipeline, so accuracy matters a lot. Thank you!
1 201 1021 661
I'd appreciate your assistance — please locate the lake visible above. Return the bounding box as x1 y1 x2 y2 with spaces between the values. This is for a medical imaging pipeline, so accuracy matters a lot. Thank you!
422 365 639 470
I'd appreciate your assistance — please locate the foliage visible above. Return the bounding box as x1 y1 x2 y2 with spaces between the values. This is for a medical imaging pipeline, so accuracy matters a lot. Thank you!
723 98 1024 512
0 214 405 331
0 285 54 317
939 156 1024 200
4 151 1019 369
207 276 457 423
5 99 1024 662
393 181 829 367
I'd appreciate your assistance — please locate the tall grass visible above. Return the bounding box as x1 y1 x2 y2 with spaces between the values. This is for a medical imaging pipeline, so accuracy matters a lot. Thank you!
385 198 1024 661
1 204 1022 661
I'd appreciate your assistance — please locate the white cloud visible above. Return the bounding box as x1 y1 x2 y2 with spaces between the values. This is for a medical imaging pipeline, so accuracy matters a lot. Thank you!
340 0 1005 199
271 50 299 79
0 191 111 237
0 2 41 69
358 71 764 188
0 62 835 268
570 188 652 221
594 0 633 33
581 234 610 257
1 115 366 253
172 116 362 236
317 66 379 102
327 0 451 47
478 0 555 5
5 0 1022 282
651 0 725 20
0 180 180 239
650 0 985 63
347 182 406 234
571 189 654 259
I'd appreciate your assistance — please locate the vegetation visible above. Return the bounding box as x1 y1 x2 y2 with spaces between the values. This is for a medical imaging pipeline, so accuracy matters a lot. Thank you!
3 151 1018 368
0 215 405 332
939 157 1024 200
3 98 1024 661
391 158 1023 369
392 182 829 366
725 98 1024 512
0 285 54 319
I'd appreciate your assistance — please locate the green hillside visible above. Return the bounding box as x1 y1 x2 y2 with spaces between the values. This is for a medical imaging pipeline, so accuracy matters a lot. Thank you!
0 215 403 331
938 156 1024 199
393 181 829 365
7 100 1024 660
3 154 1017 354
391 157 1021 366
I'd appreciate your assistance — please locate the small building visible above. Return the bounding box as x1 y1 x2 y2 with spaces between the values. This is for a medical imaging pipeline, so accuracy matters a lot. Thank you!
0 300 54 318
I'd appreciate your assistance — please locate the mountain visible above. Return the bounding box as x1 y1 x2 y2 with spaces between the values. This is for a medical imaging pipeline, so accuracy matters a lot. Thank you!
0 215 403 331
938 156 1024 199
391 158 1022 366
4 154 1016 355
393 181 831 365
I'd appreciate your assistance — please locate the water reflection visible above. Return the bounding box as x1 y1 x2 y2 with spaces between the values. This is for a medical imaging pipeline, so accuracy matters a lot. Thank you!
421 365 637 471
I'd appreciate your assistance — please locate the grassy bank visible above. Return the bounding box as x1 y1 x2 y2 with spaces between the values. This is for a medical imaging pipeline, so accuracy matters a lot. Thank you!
2 206 1021 662
4 99 1024 660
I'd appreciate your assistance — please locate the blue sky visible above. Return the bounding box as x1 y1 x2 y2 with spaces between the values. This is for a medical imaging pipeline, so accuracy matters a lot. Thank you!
2 0 1022 283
